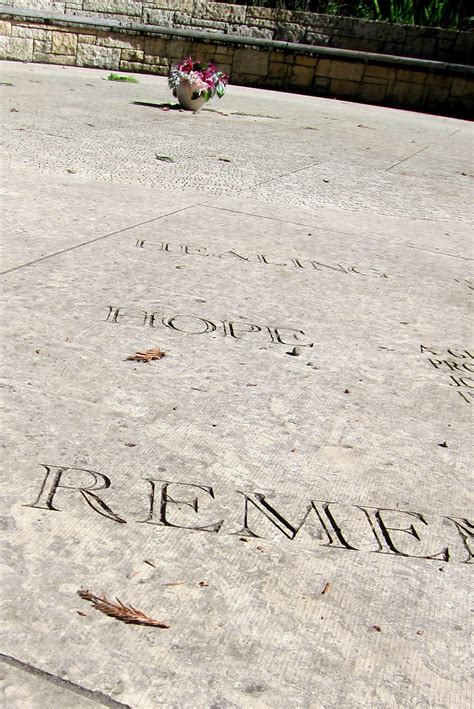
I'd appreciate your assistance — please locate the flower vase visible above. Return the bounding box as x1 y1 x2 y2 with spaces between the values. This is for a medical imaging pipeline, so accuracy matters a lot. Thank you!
176 80 208 112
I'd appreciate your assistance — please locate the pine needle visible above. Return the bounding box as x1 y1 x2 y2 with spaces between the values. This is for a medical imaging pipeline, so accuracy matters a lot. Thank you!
77 590 170 628
126 347 166 363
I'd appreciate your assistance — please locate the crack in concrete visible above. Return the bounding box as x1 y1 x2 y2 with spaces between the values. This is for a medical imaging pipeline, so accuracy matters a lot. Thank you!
384 145 429 172
236 160 330 193
0 205 197 277
401 242 473 261
0 653 131 708
204 205 472 261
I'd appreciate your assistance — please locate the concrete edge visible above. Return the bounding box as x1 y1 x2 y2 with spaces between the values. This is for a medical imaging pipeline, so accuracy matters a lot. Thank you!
1 5 473 77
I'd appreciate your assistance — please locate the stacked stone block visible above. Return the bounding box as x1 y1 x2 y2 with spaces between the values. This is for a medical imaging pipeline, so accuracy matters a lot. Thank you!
1 0 472 63
0 8 472 117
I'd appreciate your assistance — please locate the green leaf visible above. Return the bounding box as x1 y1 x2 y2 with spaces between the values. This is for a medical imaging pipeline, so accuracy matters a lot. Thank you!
155 155 175 162
106 73 139 83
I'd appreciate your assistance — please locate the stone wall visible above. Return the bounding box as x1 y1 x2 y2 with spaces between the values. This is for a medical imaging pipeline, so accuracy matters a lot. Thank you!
1 12 473 118
1 0 472 64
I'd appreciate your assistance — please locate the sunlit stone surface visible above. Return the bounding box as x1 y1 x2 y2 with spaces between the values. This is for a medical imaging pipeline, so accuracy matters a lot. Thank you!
0 62 472 709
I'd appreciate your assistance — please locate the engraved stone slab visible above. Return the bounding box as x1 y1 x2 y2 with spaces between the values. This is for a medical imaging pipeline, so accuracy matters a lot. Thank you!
0 61 472 709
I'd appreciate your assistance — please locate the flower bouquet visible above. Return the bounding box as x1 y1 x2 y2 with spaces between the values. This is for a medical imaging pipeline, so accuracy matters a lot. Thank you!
168 57 228 112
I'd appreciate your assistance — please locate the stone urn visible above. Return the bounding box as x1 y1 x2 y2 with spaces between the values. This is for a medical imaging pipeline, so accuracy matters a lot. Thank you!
176 79 209 112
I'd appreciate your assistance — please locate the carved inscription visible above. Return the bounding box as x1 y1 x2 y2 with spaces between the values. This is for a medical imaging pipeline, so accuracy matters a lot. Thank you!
133 240 388 279
454 277 473 292
421 345 474 403
25 464 472 566
104 306 314 348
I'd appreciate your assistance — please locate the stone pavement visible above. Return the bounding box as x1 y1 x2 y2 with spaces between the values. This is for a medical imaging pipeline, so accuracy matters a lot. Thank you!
0 61 473 708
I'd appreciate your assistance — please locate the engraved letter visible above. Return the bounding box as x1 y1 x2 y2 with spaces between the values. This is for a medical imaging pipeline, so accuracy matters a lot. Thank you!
311 261 348 274
447 348 473 360
310 500 358 550
105 307 152 327
348 266 387 278
221 321 262 339
445 518 473 564
217 251 250 262
183 245 209 256
139 480 224 533
162 315 216 335
233 492 310 539
266 326 314 347
358 507 449 560
233 494 355 549
448 375 474 388
24 465 126 523
420 345 439 355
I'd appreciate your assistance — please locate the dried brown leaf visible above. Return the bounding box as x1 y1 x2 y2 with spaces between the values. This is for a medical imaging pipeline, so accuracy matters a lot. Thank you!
126 347 166 363
77 590 170 628
321 582 331 595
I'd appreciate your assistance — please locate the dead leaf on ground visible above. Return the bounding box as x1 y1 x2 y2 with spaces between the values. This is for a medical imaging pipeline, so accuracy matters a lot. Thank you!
77 590 169 628
126 347 166 363
321 582 331 595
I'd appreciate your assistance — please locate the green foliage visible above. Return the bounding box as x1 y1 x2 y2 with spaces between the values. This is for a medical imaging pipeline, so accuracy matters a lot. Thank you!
217 0 472 28
106 73 139 83
355 0 472 28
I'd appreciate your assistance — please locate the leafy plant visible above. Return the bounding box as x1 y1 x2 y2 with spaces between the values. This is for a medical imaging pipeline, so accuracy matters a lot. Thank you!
216 0 472 28
106 73 139 83
168 57 229 103
356 0 471 27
